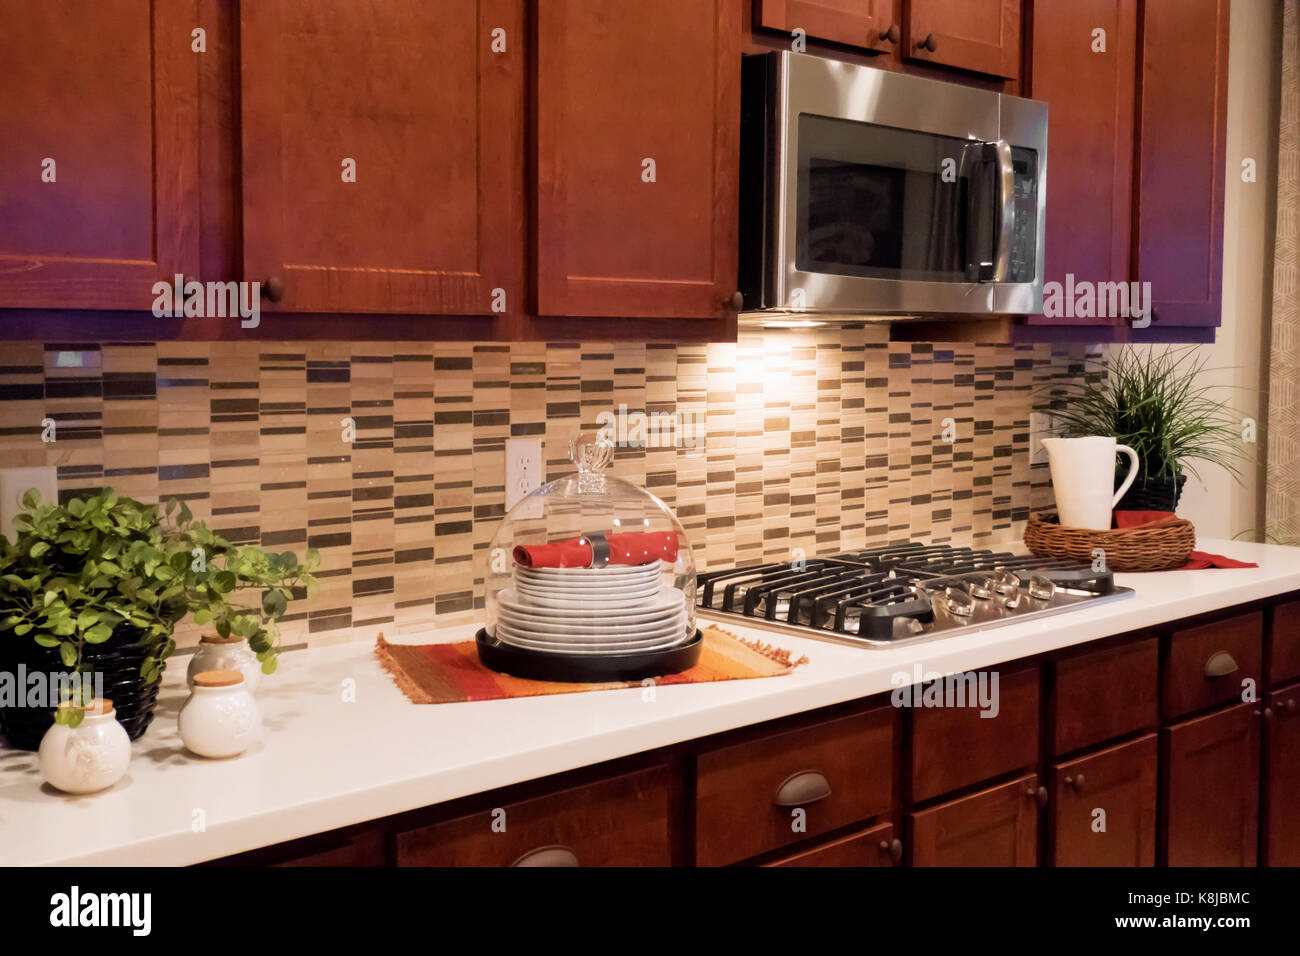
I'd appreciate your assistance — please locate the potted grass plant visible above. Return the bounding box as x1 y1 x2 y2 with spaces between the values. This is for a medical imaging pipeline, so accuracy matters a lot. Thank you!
0 489 317 750
1041 346 1243 512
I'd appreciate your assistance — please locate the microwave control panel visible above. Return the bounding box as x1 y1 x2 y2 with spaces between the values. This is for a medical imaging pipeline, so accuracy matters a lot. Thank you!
1007 147 1039 283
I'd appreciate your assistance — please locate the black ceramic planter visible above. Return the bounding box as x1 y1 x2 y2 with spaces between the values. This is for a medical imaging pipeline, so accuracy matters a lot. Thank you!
0 627 165 751
1115 471 1187 513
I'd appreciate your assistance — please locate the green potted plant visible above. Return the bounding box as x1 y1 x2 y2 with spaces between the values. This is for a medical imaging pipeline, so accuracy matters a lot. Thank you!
1041 346 1243 512
0 489 317 749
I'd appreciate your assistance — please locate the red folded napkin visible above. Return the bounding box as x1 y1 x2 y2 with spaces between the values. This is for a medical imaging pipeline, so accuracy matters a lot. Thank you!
1180 551 1259 570
513 531 679 569
1111 510 1258 570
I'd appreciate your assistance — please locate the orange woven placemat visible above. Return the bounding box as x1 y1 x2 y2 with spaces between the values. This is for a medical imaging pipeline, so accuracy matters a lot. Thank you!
375 626 809 704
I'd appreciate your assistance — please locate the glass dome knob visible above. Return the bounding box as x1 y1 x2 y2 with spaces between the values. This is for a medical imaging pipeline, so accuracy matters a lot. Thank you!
569 432 614 474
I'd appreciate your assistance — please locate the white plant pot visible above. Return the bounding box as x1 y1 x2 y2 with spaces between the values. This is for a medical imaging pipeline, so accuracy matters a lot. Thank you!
178 670 261 759
187 634 263 694
38 700 131 794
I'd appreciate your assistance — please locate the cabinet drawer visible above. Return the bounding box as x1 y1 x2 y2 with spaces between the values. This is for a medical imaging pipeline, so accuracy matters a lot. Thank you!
1050 734 1157 867
1051 637 1158 755
695 707 895 867
1269 601 1300 686
909 665 1039 802
396 767 671 867
1163 611 1262 720
763 822 899 868
909 772 1040 866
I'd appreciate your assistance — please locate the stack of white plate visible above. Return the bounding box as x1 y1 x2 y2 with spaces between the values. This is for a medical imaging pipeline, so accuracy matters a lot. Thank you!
496 564 690 656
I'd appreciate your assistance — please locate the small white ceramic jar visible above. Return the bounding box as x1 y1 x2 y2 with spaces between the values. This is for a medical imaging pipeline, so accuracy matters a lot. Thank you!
178 670 261 758
38 698 132 794
187 634 263 693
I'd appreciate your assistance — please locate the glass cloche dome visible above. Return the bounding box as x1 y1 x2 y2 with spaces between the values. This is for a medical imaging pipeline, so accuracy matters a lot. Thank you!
477 433 699 681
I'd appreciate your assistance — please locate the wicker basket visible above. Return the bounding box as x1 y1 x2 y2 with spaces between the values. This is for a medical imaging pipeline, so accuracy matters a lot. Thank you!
1023 512 1195 573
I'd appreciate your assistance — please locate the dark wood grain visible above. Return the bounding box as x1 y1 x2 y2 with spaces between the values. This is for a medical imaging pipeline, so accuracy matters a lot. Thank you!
1263 682 1300 866
763 821 898 866
1162 611 1263 721
239 0 526 315
1025 0 1136 328
1269 601 1300 687
903 0 1022 78
1133 0 1230 328
1050 733 1157 866
757 0 900 52
695 706 895 866
1051 636 1158 755
909 664 1039 802
0 0 199 309
1162 701 1260 866
535 0 740 318
909 772 1040 866
396 766 671 867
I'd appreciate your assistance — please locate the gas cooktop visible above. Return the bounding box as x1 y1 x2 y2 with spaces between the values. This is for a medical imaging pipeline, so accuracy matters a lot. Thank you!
696 543 1134 648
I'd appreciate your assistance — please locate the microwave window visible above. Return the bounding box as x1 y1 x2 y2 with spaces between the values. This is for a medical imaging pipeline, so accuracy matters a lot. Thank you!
795 114 986 283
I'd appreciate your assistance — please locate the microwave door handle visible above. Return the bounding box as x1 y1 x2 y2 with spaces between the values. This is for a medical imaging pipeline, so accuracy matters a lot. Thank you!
992 140 1015 283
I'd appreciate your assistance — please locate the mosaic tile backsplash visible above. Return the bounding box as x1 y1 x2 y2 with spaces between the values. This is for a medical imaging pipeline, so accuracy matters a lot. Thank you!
0 329 1087 650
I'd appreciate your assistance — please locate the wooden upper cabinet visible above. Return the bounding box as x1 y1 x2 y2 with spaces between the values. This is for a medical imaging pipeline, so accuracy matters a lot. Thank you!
239 0 525 315
0 0 198 309
1026 0 1136 327
904 0 1021 79
536 0 740 318
757 0 902 53
1162 702 1260 866
1133 0 1230 328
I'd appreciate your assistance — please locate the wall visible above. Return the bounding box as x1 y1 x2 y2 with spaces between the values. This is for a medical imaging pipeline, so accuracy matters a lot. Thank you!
0 330 1086 649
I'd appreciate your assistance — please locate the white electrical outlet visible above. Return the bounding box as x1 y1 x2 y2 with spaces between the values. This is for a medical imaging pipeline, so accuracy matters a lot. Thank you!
505 437 543 511
0 466 58 533
1029 412 1054 465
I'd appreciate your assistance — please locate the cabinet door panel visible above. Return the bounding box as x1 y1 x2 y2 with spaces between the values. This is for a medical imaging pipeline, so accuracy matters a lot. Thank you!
239 0 525 314
1269 601 1300 686
1026 0 1135 327
536 0 739 318
905 0 1021 79
1134 0 1229 328
0 0 198 308
758 0 899 52
1050 734 1156 866
909 772 1040 866
1163 702 1260 866
764 821 899 867
1264 683 1300 866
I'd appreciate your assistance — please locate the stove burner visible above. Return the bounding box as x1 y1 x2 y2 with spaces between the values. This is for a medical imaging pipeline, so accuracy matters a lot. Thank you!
696 543 1134 648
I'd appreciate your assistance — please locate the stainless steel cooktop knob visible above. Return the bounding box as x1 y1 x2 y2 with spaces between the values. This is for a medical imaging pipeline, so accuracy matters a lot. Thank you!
967 574 993 600
1002 590 1022 610
993 569 1021 595
1027 574 1056 601
944 586 975 617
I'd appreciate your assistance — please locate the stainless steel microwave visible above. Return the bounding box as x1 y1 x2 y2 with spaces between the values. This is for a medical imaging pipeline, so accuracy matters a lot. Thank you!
738 52 1048 321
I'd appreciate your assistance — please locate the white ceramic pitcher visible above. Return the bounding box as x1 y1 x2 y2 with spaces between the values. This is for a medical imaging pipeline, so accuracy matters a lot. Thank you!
1041 436 1140 530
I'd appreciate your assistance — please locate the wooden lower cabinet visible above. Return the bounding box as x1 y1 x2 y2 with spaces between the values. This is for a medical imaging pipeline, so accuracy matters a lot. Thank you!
395 766 671 866
908 773 1041 866
694 706 895 866
1162 702 1260 866
1049 734 1156 866
1264 682 1300 866
763 822 899 867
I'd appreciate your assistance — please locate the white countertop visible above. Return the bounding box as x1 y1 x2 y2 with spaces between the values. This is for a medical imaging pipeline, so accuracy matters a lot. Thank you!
3 537 1298 866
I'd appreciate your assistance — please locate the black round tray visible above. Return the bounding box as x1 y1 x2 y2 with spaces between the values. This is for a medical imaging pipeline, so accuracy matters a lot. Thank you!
475 628 702 683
